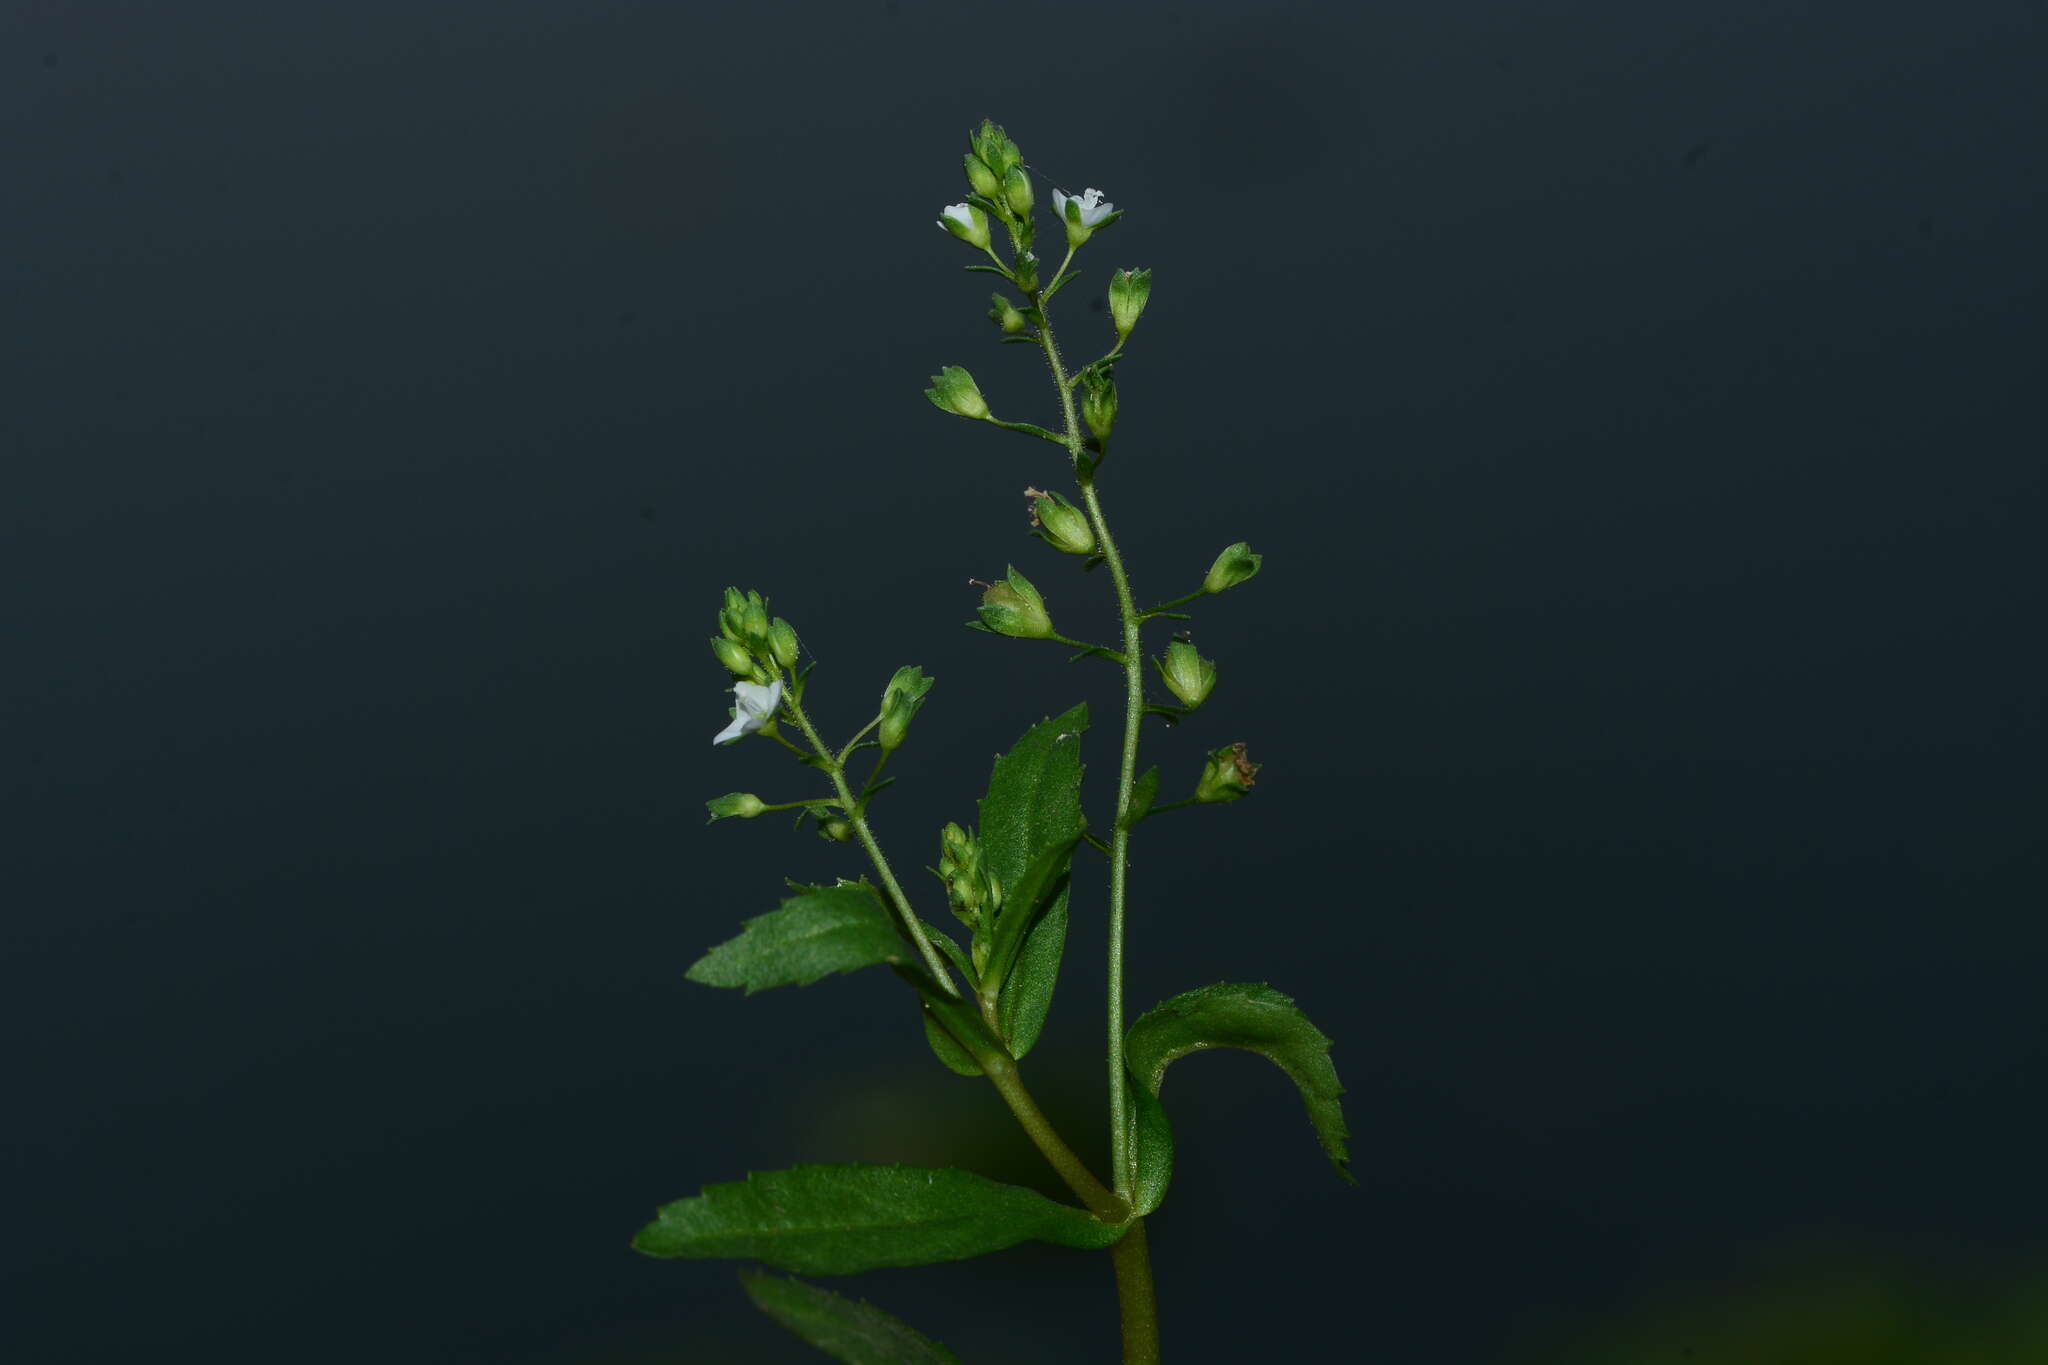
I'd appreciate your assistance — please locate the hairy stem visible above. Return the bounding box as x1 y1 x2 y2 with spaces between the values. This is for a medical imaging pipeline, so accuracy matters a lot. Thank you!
779 689 956 993
1030 284 1160 1362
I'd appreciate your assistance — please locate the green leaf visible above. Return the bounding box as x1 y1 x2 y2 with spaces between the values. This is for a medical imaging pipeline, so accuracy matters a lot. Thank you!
686 883 905 994
1125 1075 1174 1217
923 1010 982 1077
996 892 1065 1057
976 703 1088 1055
1125 982 1353 1183
633 1164 1123 1273
739 1273 964 1365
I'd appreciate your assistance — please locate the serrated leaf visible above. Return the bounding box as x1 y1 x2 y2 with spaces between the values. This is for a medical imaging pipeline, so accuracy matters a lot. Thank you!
739 1273 964 1365
1125 1075 1173 1217
1125 982 1353 1182
633 1164 1124 1273
687 883 904 994
977 704 1088 1055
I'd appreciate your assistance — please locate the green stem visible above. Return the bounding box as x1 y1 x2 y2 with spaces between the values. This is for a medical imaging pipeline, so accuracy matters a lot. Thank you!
1031 261 1161 1364
980 1055 1124 1224
779 690 957 994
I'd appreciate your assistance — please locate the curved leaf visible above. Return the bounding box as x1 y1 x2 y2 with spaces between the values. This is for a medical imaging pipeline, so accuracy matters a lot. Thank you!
1125 982 1352 1183
978 703 1087 1054
739 1272 964 1365
1125 1075 1173 1217
633 1164 1124 1273
686 883 904 994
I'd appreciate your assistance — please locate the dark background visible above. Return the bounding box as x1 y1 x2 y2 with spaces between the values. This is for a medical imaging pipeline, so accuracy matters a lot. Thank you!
7 1 2046 1361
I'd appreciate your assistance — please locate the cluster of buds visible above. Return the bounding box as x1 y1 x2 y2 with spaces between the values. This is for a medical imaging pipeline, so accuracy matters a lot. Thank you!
1025 487 1094 556
966 120 1032 225
972 566 1055 639
714 588 800 676
937 822 1002 954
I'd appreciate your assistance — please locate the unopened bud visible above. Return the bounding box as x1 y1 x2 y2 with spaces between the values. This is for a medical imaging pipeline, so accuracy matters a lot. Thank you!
1195 743 1260 804
988 294 1029 335
1026 487 1095 556
924 365 990 420
704 792 767 823
818 817 855 843
1081 370 1117 442
1003 165 1033 219
1202 542 1262 595
878 664 935 752
964 152 1001 199
1154 640 1216 709
974 566 1054 639
1108 267 1152 340
766 617 800 670
710 636 755 677
739 591 772 651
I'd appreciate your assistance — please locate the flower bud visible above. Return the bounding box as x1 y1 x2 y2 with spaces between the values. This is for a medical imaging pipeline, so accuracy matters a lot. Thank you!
974 566 1054 639
1202 542 1262 594
924 365 990 421
1026 487 1095 556
1003 165 1034 219
937 202 990 251
704 792 767 822
1081 370 1117 442
1154 640 1216 709
817 816 856 843
964 152 1001 199
937 821 1001 929
878 664 935 752
970 121 1020 180
1010 250 1039 294
1108 267 1152 340
767 617 800 670
710 636 755 677
988 294 1029 335
739 591 772 651
718 586 749 641
1195 743 1260 804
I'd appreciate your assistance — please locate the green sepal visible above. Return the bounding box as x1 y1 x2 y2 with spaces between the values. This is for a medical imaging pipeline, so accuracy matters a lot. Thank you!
1120 766 1160 830
961 264 1011 278
739 1272 965 1365
1124 1075 1174 1217
686 882 906 994
1125 982 1353 1183
632 1163 1124 1273
998 334 1041 345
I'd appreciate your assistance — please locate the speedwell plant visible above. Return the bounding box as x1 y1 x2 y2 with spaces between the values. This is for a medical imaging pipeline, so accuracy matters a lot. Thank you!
633 120 1351 1364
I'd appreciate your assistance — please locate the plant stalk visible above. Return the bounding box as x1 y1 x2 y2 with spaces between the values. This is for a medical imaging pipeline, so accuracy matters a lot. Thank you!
779 690 956 993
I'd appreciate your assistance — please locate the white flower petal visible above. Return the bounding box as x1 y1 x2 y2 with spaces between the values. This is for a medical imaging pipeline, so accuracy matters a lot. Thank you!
940 203 972 229
712 711 750 746
1052 188 1071 217
713 679 784 745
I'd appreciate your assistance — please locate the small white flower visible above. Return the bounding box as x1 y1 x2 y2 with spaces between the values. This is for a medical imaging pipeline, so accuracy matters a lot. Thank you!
1052 187 1115 228
712 678 783 746
937 202 990 250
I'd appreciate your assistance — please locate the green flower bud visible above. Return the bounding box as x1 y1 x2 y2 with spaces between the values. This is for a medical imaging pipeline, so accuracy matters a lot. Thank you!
818 816 855 843
739 590 772 651
1010 250 1039 294
1154 640 1216 709
964 152 1001 199
767 617 800 670
974 566 1054 639
718 586 749 641
878 664 935 752
1202 542 1263 595
1003 165 1033 219
1026 487 1095 556
710 636 755 677
1081 369 1117 442
704 792 767 822
936 821 1001 929
1109 267 1152 340
924 365 990 421
937 202 990 250
970 121 1020 179
1195 743 1260 804
988 293 1029 335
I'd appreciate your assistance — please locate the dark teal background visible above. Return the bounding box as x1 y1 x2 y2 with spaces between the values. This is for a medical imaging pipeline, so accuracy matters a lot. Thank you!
6 1 2045 1360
